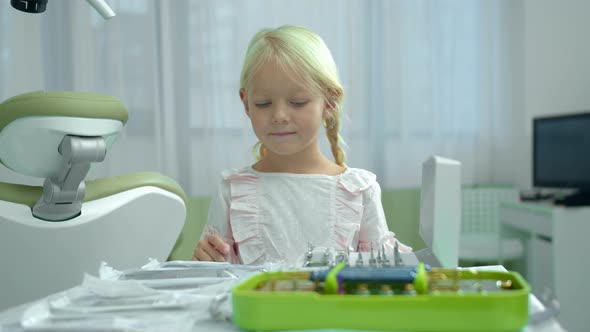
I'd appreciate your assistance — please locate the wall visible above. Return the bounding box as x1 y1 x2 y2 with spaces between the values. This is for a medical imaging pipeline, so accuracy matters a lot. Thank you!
514 0 590 189
3 1 590 191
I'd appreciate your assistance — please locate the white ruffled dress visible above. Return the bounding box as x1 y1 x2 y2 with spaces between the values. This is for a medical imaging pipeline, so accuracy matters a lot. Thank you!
203 166 411 265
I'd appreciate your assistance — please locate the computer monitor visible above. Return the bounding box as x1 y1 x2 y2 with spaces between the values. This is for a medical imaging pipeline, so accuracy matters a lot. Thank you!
533 112 590 206
416 155 462 268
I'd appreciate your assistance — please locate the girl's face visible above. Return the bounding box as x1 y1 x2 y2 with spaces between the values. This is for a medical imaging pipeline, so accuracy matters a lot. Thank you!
241 61 326 158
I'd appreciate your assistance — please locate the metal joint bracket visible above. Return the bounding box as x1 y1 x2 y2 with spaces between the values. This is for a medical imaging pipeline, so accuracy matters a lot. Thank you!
33 135 106 221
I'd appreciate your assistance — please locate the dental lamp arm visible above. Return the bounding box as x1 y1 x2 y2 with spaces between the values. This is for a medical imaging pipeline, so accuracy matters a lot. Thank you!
10 0 116 19
86 0 115 19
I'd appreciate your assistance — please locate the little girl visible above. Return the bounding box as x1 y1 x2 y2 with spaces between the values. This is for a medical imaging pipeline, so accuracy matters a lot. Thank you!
193 25 411 265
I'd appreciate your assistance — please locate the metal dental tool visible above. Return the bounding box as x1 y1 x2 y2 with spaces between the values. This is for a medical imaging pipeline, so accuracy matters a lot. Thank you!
303 242 314 267
323 248 331 266
381 244 390 267
369 242 377 267
337 251 348 265
394 242 404 267
356 250 364 267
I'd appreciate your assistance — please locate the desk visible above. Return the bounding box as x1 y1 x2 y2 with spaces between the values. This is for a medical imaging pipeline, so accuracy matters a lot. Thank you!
0 256 565 332
500 202 590 332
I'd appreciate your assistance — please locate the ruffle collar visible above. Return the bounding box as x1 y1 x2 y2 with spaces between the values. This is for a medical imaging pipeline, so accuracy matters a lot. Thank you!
337 168 377 194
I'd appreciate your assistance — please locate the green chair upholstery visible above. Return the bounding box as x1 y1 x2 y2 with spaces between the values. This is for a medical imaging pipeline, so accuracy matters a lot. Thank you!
0 172 187 209
168 188 425 261
169 197 212 260
0 90 128 130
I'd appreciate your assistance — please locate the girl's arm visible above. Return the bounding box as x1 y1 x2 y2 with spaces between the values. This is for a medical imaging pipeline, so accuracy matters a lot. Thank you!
357 182 412 254
197 179 240 263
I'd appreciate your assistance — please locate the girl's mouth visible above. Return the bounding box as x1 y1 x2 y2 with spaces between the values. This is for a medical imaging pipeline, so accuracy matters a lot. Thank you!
270 132 296 136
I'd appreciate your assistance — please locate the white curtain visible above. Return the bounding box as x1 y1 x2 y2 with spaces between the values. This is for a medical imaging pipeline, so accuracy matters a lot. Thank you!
0 0 522 196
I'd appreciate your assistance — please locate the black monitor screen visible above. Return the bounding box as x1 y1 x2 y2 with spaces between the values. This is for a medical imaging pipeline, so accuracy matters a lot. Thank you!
533 112 590 190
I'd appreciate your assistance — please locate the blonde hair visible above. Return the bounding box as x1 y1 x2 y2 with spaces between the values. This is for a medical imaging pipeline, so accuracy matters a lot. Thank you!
240 25 346 167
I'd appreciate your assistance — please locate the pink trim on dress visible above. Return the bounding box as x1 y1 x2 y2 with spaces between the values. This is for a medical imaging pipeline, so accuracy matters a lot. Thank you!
224 168 265 265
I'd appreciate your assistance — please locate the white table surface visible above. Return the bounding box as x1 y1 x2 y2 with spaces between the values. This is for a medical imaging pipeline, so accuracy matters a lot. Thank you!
0 257 565 332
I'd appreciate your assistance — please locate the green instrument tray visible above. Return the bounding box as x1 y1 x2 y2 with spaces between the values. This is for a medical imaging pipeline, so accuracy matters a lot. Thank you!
232 268 530 331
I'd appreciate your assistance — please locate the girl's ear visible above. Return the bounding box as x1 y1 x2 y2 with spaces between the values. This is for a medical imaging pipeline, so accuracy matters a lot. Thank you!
323 99 337 119
239 89 250 116
323 88 341 118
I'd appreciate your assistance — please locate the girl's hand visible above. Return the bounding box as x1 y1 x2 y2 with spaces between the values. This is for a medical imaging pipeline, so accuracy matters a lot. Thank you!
192 235 231 262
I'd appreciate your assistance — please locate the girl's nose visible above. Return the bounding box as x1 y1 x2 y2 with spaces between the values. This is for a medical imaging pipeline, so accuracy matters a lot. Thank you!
272 106 289 124
273 117 288 124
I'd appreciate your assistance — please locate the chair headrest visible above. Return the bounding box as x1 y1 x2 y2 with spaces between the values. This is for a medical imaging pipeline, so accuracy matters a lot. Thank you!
0 171 188 209
0 91 128 178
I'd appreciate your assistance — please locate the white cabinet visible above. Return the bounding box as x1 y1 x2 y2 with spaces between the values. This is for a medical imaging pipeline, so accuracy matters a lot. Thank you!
500 202 590 332
529 235 553 298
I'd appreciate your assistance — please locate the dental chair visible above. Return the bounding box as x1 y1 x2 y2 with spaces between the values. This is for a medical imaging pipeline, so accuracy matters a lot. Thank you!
0 91 187 310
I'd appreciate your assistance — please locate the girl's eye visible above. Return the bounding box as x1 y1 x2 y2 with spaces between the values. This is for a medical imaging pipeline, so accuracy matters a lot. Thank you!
255 102 271 108
290 100 308 107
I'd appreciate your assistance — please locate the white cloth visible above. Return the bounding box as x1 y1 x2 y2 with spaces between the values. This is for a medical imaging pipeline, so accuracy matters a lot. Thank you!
203 166 411 265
